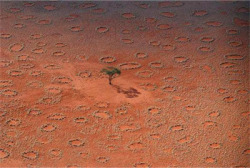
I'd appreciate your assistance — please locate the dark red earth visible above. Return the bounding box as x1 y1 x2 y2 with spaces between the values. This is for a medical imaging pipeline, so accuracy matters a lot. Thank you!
0 1 249 167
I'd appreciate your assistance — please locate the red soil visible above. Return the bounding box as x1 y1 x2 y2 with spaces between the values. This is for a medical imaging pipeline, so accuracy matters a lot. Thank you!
0 1 249 167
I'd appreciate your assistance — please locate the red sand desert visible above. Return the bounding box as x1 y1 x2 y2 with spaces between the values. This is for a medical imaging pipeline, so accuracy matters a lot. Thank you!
0 1 249 167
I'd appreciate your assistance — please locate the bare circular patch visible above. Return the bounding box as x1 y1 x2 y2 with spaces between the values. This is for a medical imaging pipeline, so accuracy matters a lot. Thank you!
93 110 112 119
30 34 43 40
78 2 97 9
6 118 21 126
97 156 109 163
200 37 215 43
14 23 26 29
1 89 18 97
225 54 245 60
44 64 61 70
99 56 116 63
145 17 157 23
95 102 109 108
77 71 91 78
37 19 52 25
49 149 62 159
27 108 42 116
22 151 39 160
55 42 67 47
32 48 46 54
96 26 109 33
0 33 12 39
136 70 154 78
137 25 148 31
228 40 242 47
119 62 141 70
45 87 62 95
26 80 43 88
140 83 157 91
8 69 24 77
192 10 208 16
161 11 176 18
7 7 22 13
115 106 128 115
9 43 24 52
74 117 88 124
121 38 134 44
0 60 13 67
52 76 72 84
122 13 135 19
52 51 65 57
76 55 89 61
161 85 176 92
223 96 236 103
147 106 162 115
156 24 172 30
68 139 85 147
41 123 57 132
92 8 106 14
170 125 184 131
205 21 223 27
29 70 43 77
163 76 177 82
149 61 164 69
198 46 214 52
220 62 236 68
133 162 150 168
70 26 83 32
18 15 36 20
174 56 189 63
135 52 148 59
47 113 66 120
226 29 239 35
205 157 216 163
0 80 13 88
162 44 176 51
44 5 56 11
149 41 161 46
16 54 34 61
23 2 35 7
19 63 35 69
121 29 131 34
75 105 91 112
127 142 145 151
38 96 62 105
175 37 190 43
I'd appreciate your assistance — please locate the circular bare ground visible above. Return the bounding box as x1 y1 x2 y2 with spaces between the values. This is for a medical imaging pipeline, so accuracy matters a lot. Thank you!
122 13 135 19
0 33 12 39
136 70 154 78
70 26 83 32
9 43 24 52
96 26 109 33
77 71 91 78
99 56 116 63
135 52 148 59
119 62 142 70
149 61 164 69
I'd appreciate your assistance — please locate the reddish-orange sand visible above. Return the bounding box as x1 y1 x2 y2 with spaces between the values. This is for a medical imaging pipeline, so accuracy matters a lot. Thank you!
0 1 249 167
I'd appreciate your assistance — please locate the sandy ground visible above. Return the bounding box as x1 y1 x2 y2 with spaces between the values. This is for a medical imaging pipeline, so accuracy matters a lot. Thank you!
0 1 249 167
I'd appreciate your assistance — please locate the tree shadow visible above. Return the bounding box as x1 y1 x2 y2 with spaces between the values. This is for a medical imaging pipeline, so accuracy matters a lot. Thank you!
112 85 141 98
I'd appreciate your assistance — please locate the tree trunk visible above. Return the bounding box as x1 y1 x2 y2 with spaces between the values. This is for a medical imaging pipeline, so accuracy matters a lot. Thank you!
108 75 112 85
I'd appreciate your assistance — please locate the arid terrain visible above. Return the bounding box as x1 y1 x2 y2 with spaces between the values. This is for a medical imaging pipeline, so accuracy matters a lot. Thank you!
0 1 249 167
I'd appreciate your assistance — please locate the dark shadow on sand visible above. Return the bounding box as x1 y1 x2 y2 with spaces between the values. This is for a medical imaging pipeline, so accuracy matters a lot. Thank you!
112 85 141 98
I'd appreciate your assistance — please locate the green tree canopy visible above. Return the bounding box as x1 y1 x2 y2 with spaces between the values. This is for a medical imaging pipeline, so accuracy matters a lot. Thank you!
101 67 121 85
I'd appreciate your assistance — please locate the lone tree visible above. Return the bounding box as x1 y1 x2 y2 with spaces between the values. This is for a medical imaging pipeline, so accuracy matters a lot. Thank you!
101 67 121 85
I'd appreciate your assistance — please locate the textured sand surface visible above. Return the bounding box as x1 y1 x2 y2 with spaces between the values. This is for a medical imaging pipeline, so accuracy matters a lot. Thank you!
0 1 249 167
